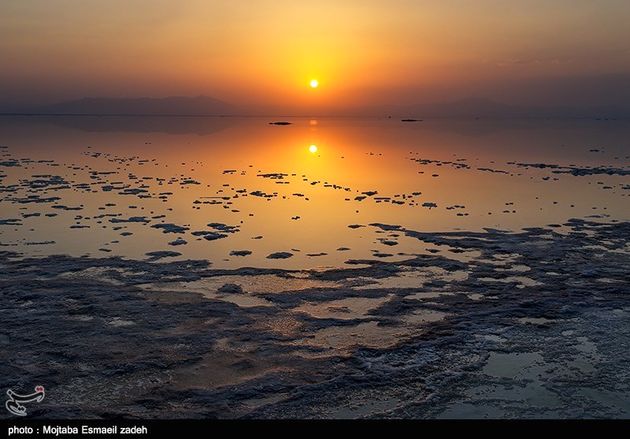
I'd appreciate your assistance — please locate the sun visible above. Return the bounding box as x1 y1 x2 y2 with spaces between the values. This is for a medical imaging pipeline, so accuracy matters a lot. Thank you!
309 144 318 153
309 79 319 89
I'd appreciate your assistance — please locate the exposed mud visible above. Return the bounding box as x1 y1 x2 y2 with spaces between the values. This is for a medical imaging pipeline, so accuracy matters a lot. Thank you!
1 218 628 419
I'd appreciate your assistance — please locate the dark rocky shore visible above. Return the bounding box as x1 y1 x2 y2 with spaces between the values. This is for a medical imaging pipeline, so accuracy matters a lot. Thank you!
1 218 629 419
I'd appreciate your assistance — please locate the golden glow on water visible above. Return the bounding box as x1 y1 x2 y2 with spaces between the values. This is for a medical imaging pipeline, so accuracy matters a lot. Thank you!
0 116 627 269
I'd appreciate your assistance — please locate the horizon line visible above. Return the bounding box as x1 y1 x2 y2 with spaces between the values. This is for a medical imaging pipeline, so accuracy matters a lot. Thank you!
0 113 628 121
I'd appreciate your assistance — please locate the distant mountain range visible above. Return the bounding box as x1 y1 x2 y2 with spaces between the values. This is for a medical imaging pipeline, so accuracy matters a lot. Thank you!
30 96 235 116
393 97 630 119
4 95 629 118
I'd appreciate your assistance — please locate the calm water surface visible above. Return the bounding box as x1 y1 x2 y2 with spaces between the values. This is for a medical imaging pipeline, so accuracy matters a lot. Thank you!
0 116 628 268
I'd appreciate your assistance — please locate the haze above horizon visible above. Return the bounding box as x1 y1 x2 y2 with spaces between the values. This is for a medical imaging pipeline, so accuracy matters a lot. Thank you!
1 1 630 114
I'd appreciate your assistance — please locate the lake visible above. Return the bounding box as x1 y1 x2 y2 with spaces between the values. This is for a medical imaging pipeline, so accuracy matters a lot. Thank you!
1 115 627 268
1 115 629 418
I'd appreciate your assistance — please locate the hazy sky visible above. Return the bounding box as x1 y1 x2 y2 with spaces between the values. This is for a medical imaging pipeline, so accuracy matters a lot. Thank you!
1 0 630 112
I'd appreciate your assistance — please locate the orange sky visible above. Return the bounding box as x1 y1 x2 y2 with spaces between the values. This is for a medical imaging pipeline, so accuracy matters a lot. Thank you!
1 0 630 112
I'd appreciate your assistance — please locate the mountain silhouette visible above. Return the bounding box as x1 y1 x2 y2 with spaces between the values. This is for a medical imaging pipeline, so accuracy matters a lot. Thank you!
32 95 235 115
9 95 630 118
397 97 630 118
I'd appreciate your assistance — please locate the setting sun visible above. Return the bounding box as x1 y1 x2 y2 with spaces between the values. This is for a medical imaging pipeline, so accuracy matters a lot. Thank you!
1 0 628 423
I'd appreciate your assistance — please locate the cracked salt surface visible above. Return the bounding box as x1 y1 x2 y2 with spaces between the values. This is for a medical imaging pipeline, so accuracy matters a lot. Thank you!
4 217 624 418
1 116 629 418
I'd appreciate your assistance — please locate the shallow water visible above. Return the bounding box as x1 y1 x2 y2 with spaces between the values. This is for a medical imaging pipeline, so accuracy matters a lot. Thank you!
2 211 628 418
0 116 628 269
